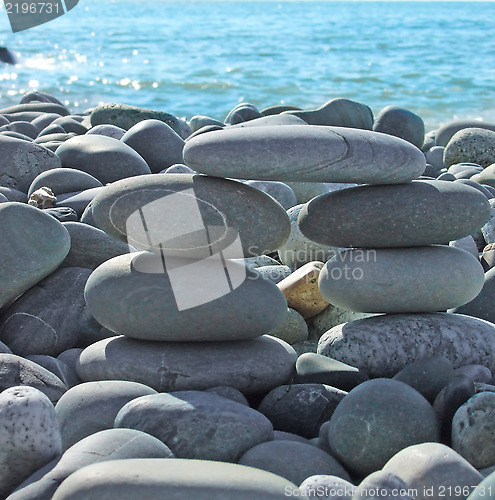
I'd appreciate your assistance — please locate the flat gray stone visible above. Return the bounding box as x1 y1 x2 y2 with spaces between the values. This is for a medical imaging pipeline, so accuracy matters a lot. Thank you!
444 128 495 169
373 105 425 149
183 125 426 184
317 313 495 378
28 168 103 197
299 180 490 248
51 458 298 500
55 380 157 451
76 335 297 394
115 391 272 461
86 124 126 139
0 186 27 202
0 203 70 310
0 387 62 498
327 379 439 477
318 246 484 313
188 115 224 132
383 443 483 500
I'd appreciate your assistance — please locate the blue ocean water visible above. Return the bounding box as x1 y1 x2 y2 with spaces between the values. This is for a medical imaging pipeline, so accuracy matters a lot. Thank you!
1 0 495 131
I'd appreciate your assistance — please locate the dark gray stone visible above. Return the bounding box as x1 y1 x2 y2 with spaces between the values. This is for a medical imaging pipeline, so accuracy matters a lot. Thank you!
44 207 79 222
55 186 105 216
425 146 446 170
0 186 27 202
0 121 38 139
299 475 354 498
298 180 490 248
31 113 63 132
204 386 249 406
52 117 88 135
454 365 492 384
328 378 439 477
28 168 102 197
184 125 426 184
373 105 424 148
258 383 347 438
19 91 64 106
455 179 494 199
188 115 225 132
25 355 81 389
76 335 297 394
225 103 263 125
262 104 302 115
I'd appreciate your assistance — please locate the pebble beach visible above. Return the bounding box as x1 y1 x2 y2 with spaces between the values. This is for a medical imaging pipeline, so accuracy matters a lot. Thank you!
0 89 494 499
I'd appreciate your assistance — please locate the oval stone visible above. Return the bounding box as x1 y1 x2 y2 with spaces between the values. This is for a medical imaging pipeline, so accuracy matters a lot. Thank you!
51 458 298 500
89 173 289 257
183 125 426 184
298 181 490 248
373 105 425 149
76 335 297 394
317 313 495 378
28 168 103 197
444 128 495 169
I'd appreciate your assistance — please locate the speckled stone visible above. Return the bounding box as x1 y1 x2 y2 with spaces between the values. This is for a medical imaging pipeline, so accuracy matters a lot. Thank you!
76 335 297 395
28 168 103 197
327 379 439 477
283 98 373 130
267 308 309 345
318 246 484 313
444 128 495 169
51 458 298 500
373 105 424 149
452 392 495 469
258 383 347 439
184 125 426 184
0 203 70 310
382 443 483 500
436 120 495 147
0 135 62 192
55 380 157 451
299 475 354 499
8 429 173 500
0 387 62 498
298 181 490 248
318 313 495 378
115 391 272 462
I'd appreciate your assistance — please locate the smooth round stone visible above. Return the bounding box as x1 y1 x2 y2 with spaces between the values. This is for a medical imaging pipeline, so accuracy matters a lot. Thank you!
76 335 297 394
272 431 309 443
425 146 446 170
452 392 495 469
55 380 157 451
392 356 455 402
0 193 8 203
472 163 495 189
204 386 249 406
422 164 438 177
0 186 27 202
455 365 493 384
284 182 330 204
436 120 495 147
85 252 287 341
57 348 83 370
373 105 425 149
26 355 80 389
0 135 61 192
449 162 482 175
352 471 412 499
295 353 369 392
279 204 337 268
455 167 484 180
61 222 130 270
258 383 346 439
298 180 491 248
299 475 354 499
437 172 456 181
31 113 63 132
162 163 195 174
0 267 92 357
86 124 126 139
480 198 495 243
55 135 151 184
456 179 494 200
1 130 34 141
262 104 302 116
449 235 479 258
318 313 495 378
121 119 185 173
245 180 297 210
0 340 11 353
115 391 272 461
256 265 292 284
37 123 66 137
0 120 38 139
283 98 373 130
52 117 88 135
34 132 76 145
28 168 103 197
0 203 70 309
90 103 189 138
225 103 263 125
319 246 484 314
52 458 298 500
239 440 350 485
188 115 225 132
89 173 290 258
0 387 62 498
444 128 495 169
230 114 307 129
467 471 495 498
267 308 309 345
327 379 439 477
0 101 68 115
383 443 483 500
184 125 426 184
55 187 105 217
9 429 173 500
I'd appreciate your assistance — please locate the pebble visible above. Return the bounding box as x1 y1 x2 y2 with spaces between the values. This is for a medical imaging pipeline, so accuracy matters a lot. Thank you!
238 440 351 485
204 386 249 406
25 355 81 389
267 307 309 345
162 163 195 174
245 180 298 209
188 115 225 132
382 442 483 500
85 123 126 139
352 471 412 499
51 458 298 499
115 390 273 461
284 181 330 204
317 313 495 377
373 105 425 148
0 203 70 310
55 380 157 451
327 378 439 477
55 186 105 217
121 119 185 173
255 265 292 284
298 180 490 248
452 392 495 469
183 125 426 184
225 102 263 124
467 472 495 498
454 365 493 384
0 186 27 202
28 168 103 197
318 246 484 313
55 135 152 184
444 128 495 168
76 335 297 394
425 146 446 170
230 113 307 128
472 164 495 189
435 119 495 147
449 235 479 259
0 387 62 498
299 475 355 499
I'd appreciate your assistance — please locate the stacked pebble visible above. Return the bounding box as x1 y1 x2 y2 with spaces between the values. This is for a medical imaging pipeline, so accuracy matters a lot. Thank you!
2 91 495 497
